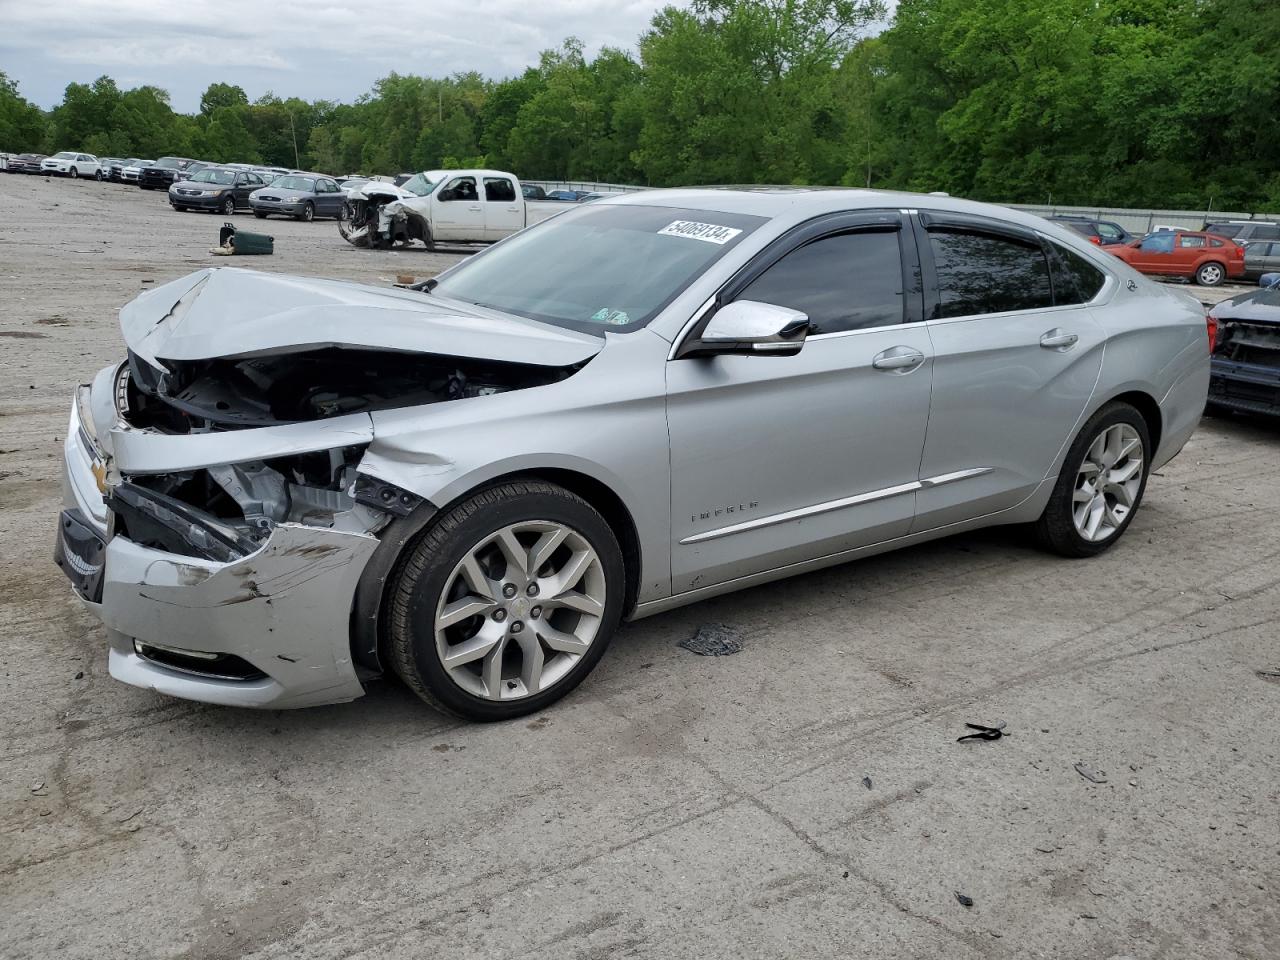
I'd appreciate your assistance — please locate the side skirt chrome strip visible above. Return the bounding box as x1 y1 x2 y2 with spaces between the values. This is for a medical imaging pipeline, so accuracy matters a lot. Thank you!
678 467 992 545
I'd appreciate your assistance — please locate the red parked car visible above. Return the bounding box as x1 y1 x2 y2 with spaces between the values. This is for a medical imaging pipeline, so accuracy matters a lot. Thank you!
1105 230 1246 287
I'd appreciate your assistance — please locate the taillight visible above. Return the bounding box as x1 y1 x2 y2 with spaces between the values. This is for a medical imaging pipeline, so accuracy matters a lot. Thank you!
1206 314 1219 353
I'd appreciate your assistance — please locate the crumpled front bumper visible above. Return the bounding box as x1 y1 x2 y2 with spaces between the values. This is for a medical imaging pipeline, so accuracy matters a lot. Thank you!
60 385 381 709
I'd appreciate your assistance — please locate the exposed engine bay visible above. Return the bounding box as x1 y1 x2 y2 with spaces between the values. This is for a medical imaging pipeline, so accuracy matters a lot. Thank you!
107 347 582 561
339 181 426 249
123 347 572 430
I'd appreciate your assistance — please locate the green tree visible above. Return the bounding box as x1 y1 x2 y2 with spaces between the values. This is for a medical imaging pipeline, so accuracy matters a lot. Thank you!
200 82 249 117
0 72 48 152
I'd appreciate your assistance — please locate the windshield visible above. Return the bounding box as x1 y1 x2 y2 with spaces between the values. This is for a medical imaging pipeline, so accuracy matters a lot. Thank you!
190 169 235 184
53 152 76 160
271 176 315 192
155 157 181 169
433 204 766 333
401 172 437 196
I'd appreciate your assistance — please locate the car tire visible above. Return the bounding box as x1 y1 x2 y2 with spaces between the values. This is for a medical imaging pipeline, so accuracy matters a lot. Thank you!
171 203 181 211
95 169 102 181
221 196 235 216
254 211 267 219
300 202 314 222
1196 261 1226 286
69 167 79 179
388 479 625 721
1035 400 1151 558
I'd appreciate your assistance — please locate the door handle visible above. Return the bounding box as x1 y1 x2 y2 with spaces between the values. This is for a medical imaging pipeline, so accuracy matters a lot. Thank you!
468 205 482 212
872 346 926 372
1040 329 1079 350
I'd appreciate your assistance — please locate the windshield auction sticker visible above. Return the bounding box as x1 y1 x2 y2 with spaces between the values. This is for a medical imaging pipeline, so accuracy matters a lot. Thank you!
657 220 743 245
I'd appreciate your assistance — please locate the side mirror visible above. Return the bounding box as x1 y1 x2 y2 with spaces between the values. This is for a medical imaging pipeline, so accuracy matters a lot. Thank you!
678 300 809 359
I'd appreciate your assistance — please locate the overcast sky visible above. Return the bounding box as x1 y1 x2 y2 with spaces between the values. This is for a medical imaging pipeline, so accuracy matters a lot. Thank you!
0 0 678 112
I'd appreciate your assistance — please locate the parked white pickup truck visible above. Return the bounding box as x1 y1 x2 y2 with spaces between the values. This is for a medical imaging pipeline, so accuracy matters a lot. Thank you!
338 168 578 249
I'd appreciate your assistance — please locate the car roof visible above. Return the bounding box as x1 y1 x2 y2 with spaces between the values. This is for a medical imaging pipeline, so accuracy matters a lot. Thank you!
601 186 1085 232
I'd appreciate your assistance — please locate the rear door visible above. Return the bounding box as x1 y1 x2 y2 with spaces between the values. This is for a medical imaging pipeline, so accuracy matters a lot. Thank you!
433 175 485 241
483 176 523 239
911 213 1107 530
315 178 342 216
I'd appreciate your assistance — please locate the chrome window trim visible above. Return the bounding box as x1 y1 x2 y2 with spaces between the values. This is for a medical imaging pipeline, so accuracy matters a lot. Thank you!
678 468 992 545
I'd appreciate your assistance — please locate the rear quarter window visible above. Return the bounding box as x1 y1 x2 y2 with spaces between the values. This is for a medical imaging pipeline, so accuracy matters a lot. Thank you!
1048 241 1107 304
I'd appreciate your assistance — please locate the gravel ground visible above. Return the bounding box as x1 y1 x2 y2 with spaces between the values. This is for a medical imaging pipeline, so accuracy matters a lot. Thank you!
2 175 1278 960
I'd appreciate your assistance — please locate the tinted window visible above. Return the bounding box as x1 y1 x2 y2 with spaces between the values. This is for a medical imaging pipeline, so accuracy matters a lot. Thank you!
484 177 516 202
1209 238 1224 248
738 231 903 334
1096 222 1126 242
1140 233 1176 253
1204 223 1243 238
1255 224 1280 240
929 230 1053 317
1049 242 1106 304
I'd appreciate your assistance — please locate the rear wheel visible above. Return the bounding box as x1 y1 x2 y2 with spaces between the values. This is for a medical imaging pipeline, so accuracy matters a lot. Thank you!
388 480 624 721
1196 261 1226 286
1035 401 1150 557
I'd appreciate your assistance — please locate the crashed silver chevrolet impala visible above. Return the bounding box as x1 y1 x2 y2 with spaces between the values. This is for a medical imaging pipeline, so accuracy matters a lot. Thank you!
57 188 1210 720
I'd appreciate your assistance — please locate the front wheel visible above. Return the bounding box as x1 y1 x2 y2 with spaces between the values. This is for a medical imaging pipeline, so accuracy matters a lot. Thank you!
95 169 103 181
299 201 314 222
388 480 624 721
1035 401 1150 557
1196 261 1226 286
221 196 235 216
253 211 267 219
69 167 79 179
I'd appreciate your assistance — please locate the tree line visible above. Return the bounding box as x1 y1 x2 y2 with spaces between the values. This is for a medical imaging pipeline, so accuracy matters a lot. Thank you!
2 0 1277 209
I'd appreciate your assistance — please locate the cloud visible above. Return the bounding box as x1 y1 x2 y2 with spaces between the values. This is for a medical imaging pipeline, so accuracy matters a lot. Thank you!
0 0 676 110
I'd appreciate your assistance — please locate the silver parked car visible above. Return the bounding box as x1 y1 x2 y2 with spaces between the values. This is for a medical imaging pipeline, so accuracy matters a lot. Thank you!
56 189 1210 719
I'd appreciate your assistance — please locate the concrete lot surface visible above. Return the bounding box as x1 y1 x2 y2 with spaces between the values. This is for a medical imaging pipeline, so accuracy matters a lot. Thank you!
1 176 1277 959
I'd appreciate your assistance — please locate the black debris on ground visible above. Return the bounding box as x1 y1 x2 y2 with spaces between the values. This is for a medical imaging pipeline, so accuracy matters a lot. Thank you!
679 623 744 657
955 892 974 907
862 775 873 790
957 721 1007 743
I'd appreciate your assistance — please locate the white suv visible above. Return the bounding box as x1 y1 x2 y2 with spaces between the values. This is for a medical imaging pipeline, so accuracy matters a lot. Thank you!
40 152 102 179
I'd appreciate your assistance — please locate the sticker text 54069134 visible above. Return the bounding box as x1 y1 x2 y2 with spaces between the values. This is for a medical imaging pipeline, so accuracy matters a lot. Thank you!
657 221 744 245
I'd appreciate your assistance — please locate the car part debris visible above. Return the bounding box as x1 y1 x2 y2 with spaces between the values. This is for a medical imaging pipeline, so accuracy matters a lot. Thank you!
862 775 873 790
210 222 274 256
679 623 744 656
1074 762 1108 784
1256 669 1280 684
955 892 974 907
957 722 1006 742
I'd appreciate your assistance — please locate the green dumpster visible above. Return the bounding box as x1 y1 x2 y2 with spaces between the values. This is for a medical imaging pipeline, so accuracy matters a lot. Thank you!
218 222 274 255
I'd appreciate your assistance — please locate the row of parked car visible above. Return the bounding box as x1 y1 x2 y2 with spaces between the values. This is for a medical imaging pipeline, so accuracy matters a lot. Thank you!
1049 214 1280 286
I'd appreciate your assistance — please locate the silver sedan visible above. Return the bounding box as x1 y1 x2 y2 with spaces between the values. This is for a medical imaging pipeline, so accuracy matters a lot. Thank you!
56 189 1209 719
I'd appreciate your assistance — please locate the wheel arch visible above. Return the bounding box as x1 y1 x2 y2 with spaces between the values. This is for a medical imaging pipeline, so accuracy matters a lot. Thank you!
349 466 642 676
1104 389 1163 454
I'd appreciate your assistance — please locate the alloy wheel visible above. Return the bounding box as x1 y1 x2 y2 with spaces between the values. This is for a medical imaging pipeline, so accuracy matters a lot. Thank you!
1072 423 1144 542
433 520 606 701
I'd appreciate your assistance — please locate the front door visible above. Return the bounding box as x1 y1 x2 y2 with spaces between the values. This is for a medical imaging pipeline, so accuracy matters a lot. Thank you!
666 215 934 594
911 215 1107 531
433 175 486 242
1129 232 1181 275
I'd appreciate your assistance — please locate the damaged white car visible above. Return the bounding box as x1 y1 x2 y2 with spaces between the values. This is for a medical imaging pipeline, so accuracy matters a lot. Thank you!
58 190 1208 720
338 168 576 249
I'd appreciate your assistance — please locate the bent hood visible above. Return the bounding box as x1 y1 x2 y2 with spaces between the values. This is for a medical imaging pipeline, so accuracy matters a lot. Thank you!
121 267 603 369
